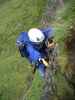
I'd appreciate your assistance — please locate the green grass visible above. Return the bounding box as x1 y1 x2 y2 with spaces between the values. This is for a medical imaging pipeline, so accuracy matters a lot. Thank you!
25 71 45 100
0 0 47 100
0 0 75 100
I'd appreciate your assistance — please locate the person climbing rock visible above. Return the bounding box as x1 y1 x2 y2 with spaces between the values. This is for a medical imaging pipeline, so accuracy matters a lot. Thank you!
16 27 56 77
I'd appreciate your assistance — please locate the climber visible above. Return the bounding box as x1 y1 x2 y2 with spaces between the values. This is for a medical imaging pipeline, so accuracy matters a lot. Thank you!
16 27 55 77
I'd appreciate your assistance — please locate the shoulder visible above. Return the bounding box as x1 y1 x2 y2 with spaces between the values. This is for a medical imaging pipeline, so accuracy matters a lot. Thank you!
40 27 54 39
16 32 29 44
17 32 28 40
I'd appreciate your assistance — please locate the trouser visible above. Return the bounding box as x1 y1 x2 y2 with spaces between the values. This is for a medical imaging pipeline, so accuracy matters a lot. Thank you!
31 62 46 77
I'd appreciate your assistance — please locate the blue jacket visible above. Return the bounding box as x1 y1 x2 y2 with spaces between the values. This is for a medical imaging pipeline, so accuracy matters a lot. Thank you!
16 27 53 76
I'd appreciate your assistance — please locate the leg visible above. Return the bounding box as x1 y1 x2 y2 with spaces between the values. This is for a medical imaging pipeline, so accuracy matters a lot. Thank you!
38 64 46 78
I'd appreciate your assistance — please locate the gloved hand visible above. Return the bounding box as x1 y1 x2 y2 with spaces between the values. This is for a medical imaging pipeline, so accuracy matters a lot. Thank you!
39 58 49 67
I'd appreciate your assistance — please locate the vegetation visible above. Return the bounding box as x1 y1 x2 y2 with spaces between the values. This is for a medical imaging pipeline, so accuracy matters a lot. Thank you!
0 0 46 100
0 0 75 100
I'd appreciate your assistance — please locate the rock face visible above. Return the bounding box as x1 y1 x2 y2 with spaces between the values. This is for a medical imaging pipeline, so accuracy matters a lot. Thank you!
65 25 75 93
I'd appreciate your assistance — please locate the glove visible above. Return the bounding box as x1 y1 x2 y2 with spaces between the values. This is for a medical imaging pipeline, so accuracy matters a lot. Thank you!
39 58 49 67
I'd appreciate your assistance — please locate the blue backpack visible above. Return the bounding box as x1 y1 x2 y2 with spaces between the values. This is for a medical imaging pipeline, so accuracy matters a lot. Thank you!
16 32 29 57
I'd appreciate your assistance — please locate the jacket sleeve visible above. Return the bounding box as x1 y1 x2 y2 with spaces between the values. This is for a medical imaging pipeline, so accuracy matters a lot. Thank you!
26 45 48 64
27 45 46 77
16 32 30 57
27 45 43 63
